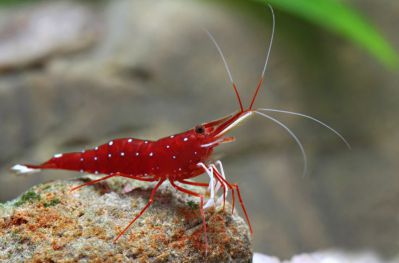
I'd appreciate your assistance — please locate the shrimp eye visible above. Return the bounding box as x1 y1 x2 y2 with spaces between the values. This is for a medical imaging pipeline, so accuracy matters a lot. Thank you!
195 125 205 134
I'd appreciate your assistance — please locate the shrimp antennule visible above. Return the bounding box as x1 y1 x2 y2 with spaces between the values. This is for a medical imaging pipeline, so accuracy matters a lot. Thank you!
204 29 244 112
249 4 275 110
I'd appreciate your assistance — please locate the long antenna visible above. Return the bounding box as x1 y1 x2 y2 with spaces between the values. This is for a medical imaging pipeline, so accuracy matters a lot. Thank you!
258 108 351 149
255 111 308 177
248 4 275 110
204 29 244 112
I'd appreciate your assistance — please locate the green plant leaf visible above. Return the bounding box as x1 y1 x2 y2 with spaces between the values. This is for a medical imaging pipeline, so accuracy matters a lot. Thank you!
0 0 35 5
255 0 398 69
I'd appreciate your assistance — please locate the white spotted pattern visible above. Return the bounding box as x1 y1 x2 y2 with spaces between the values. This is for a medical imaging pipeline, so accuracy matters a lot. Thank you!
183 137 188 142
136 152 139 156
172 156 176 159
54 153 63 158
109 141 113 146
128 139 133 143
94 157 98 161
149 152 154 157
108 154 112 158
166 145 170 149
121 152 125 157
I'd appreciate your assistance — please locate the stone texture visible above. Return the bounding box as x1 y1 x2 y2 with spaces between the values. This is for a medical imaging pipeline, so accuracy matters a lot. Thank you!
0 175 252 262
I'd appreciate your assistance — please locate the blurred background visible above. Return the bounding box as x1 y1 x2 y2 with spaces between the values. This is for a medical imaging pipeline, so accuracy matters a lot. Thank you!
0 0 398 260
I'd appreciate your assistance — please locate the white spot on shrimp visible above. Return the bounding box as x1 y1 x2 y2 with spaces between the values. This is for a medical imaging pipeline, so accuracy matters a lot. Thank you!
94 157 98 161
121 152 125 157
170 135 174 138
194 151 198 155
54 153 63 158
108 154 112 158
136 152 139 156
109 141 113 146
183 137 188 142
95 147 98 150
178 168 182 171
149 152 154 157
166 145 170 149
80 169 84 173
80 158 84 162
144 141 148 144
95 171 99 174
172 155 176 159
128 139 133 143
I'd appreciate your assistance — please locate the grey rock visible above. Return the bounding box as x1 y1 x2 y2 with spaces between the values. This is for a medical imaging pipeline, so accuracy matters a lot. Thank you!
0 1 100 71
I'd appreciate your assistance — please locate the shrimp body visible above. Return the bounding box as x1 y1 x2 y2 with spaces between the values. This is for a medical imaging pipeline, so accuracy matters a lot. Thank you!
21 125 227 181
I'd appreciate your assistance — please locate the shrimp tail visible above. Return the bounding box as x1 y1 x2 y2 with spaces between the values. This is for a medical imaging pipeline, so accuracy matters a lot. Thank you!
11 164 43 175
11 152 80 175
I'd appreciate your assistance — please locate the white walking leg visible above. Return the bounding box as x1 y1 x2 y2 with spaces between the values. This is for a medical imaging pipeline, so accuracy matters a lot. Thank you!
197 162 217 209
215 160 229 204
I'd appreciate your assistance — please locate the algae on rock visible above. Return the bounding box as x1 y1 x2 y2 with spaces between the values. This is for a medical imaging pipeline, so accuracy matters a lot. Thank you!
0 175 252 262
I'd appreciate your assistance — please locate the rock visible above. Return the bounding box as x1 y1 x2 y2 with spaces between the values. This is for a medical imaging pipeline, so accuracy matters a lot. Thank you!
0 1 100 71
0 175 252 262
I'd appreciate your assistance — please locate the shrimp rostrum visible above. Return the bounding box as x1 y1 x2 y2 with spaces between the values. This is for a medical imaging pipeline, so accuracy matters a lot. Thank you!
11 6 349 252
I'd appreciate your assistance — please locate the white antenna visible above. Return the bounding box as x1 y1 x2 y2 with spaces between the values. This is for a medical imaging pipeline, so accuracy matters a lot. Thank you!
203 28 235 85
204 28 244 111
261 4 275 79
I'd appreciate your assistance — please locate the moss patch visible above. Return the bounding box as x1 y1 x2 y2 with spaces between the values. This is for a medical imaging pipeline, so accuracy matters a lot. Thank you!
187 201 199 209
43 198 61 208
14 191 41 207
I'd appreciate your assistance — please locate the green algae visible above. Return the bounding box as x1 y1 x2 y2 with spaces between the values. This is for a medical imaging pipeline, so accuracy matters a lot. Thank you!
14 191 41 207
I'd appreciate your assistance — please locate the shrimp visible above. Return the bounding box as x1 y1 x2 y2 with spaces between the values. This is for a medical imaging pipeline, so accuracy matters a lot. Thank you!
10 5 349 253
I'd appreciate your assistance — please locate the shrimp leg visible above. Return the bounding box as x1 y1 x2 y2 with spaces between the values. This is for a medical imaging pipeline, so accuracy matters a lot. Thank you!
211 164 253 234
70 174 115 192
70 172 156 192
196 163 226 210
169 179 209 254
114 179 165 242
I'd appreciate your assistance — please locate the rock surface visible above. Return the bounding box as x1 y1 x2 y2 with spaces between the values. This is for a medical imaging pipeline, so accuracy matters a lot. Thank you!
0 175 251 262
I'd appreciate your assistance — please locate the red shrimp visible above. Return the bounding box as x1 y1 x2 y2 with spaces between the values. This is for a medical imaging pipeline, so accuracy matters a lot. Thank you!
11 5 350 252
